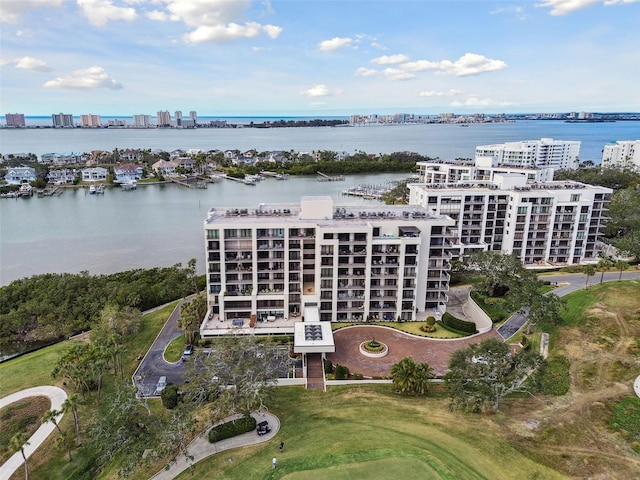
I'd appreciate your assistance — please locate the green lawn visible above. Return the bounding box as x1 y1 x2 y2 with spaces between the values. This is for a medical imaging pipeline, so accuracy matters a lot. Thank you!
164 333 187 363
332 322 466 339
175 385 567 480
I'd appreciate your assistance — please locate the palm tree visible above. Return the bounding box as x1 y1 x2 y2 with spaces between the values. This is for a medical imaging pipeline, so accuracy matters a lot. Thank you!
582 264 596 288
391 357 417 394
56 431 74 461
413 362 435 396
615 260 629 281
42 409 62 434
62 394 83 446
596 257 614 283
10 431 30 480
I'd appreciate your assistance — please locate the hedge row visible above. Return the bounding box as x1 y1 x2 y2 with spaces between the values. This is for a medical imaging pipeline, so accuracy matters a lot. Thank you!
442 312 478 334
208 416 257 443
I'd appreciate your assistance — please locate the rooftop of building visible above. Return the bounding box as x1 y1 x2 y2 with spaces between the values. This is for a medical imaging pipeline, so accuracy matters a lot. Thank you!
204 196 450 226
409 179 611 193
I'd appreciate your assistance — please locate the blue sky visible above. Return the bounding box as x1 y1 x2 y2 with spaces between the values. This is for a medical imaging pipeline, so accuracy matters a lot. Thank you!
1 0 638 116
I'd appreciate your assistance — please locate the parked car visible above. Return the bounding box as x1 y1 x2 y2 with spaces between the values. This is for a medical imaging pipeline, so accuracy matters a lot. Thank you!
182 344 194 361
256 420 271 436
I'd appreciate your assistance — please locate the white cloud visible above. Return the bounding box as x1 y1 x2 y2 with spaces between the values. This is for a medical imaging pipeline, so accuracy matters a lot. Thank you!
436 53 507 77
318 37 352 52
536 0 638 15
355 67 378 77
300 84 342 97
451 96 514 107
150 0 282 43
146 9 169 21
370 42 388 51
43 66 123 90
77 0 138 27
419 89 462 97
262 24 282 39
14 56 53 72
371 54 409 65
400 60 440 72
382 68 415 81
0 0 63 24
184 22 270 43
162 0 251 27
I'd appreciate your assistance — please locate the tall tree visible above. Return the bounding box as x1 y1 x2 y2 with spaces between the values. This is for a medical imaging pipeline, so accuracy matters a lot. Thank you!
596 257 614 283
445 338 544 412
62 393 83 446
10 431 30 480
582 264 596 288
468 252 536 297
42 409 63 434
615 260 629 281
179 294 206 345
56 431 74 461
183 336 289 422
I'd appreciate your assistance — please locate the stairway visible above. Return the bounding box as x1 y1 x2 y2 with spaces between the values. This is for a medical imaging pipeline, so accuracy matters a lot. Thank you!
305 353 325 390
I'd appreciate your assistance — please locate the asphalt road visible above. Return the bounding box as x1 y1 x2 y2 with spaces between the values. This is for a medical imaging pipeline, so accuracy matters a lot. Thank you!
134 300 189 397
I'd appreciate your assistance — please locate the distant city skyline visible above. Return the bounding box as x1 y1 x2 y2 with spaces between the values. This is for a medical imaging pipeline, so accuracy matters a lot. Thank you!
1 1 639 115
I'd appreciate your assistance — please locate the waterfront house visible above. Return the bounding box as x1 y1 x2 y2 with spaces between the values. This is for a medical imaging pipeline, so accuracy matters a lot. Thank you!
40 152 84 166
81 167 108 182
152 159 177 176
175 157 195 171
5 166 37 185
114 163 144 183
121 149 144 162
47 168 78 184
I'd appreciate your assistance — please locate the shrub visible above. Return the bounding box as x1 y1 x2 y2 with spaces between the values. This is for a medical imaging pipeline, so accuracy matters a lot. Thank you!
426 316 436 326
520 335 531 351
323 358 333 374
161 384 179 409
335 364 350 380
539 355 571 395
208 416 257 443
442 312 477 334
354 373 364 380
609 397 640 454
419 324 436 333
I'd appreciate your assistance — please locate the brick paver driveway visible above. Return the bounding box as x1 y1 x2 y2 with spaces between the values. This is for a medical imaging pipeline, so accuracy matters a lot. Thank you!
327 326 500 377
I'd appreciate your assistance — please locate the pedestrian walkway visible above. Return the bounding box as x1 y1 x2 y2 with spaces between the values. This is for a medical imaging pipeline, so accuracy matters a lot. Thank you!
305 353 325 390
0 386 68 480
149 412 280 480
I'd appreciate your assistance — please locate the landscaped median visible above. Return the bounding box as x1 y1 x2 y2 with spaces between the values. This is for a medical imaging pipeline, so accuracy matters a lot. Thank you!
331 321 470 339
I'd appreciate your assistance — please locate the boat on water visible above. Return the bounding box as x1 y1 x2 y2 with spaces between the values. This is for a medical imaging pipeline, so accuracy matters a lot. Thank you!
121 180 137 190
19 183 33 196
243 175 258 185
96 184 105 194
89 184 97 194
275 173 289 180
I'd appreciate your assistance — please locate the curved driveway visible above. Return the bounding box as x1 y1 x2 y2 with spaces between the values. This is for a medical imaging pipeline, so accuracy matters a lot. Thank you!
0 386 67 479
328 271 640 377
134 300 188 397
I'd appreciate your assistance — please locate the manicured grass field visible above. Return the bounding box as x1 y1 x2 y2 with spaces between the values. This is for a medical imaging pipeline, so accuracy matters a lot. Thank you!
175 385 566 480
164 333 187 363
332 322 466 339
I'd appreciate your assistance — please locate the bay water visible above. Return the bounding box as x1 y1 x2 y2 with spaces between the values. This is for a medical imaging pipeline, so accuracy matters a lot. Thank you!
2 120 639 285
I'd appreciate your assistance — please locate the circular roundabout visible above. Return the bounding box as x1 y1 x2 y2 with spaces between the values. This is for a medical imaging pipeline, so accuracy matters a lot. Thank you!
359 339 389 358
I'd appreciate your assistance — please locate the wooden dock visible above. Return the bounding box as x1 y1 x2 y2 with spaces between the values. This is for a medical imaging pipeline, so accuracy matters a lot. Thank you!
317 171 345 182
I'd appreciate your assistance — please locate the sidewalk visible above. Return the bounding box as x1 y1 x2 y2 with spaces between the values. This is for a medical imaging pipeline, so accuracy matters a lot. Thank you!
149 412 280 480
0 386 68 479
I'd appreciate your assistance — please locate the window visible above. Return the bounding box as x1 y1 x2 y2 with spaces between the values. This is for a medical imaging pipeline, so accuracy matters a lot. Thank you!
570 194 581 202
240 229 252 238
321 268 333 278
207 229 219 239
224 229 237 238
323 233 334 240
517 206 527 214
